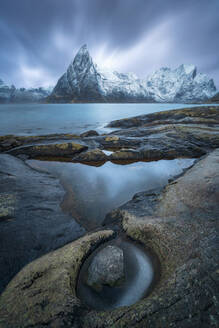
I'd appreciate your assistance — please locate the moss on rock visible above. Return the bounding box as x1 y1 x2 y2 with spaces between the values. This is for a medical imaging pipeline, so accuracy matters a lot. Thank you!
0 230 114 327
8 141 88 158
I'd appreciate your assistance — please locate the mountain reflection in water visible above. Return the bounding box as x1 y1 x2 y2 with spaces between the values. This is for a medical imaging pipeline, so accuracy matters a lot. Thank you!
27 159 195 230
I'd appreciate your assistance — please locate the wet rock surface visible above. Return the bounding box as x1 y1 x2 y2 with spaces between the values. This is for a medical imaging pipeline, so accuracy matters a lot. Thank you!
80 130 99 137
0 149 218 327
107 105 219 128
0 230 114 328
1 106 218 164
73 148 107 164
0 154 85 294
0 106 218 327
86 245 125 292
8 141 88 159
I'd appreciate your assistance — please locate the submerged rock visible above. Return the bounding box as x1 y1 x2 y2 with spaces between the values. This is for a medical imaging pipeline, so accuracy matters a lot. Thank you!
86 245 125 292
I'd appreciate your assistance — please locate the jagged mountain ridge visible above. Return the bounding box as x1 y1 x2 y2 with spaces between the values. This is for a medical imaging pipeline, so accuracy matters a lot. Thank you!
0 79 52 103
49 44 217 103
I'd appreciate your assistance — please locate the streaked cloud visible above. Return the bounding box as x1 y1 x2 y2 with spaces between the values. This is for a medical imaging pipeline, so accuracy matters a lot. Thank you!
0 0 218 88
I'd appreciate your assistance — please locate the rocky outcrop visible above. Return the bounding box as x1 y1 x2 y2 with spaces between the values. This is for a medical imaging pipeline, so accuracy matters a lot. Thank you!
107 105 219 128
0 230 114 328
0 149 218 327
8 141 88 159
1 106 218 164
0 154 85 294
0 133 79 152
73 149 107 164
86 245 125 292
49 45 217 103
80 130 99 137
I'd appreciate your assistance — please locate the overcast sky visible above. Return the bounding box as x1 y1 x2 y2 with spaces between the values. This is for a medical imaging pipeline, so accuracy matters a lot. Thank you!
0 0 219 88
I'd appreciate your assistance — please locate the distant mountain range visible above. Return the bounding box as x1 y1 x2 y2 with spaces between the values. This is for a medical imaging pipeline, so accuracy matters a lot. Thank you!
0 45 217 104
48 45 217 103
0 79 52 104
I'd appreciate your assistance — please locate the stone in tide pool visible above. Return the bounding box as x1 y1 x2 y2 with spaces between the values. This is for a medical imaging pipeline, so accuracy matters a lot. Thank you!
86 245 125 292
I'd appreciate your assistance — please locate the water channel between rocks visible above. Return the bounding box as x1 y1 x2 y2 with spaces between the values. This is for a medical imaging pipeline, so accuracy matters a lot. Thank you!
27 158 195 230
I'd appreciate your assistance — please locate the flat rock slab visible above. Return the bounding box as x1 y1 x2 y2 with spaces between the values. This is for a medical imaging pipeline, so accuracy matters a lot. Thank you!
107 106 219 128
73 148 107 164
0 154 85 294
8 141 88 158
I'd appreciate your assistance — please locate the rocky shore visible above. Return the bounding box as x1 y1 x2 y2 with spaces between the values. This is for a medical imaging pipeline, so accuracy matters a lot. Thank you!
0 154 85 294
0 105 218 327
1 106 218 164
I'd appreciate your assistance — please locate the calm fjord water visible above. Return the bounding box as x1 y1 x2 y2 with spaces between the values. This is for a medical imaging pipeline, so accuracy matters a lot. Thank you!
0 103 210 136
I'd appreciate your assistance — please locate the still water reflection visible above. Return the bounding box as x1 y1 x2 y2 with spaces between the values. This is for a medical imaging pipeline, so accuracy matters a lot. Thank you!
27 159 195 229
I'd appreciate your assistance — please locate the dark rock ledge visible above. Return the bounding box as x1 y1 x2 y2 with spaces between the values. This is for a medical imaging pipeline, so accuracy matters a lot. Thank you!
0 154 85 295
0 147 218 327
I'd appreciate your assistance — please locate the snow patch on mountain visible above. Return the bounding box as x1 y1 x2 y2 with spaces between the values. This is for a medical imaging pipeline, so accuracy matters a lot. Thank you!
0 79 52 103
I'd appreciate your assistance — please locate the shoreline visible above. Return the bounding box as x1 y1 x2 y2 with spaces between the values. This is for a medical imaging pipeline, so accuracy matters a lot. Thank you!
0 105 218 327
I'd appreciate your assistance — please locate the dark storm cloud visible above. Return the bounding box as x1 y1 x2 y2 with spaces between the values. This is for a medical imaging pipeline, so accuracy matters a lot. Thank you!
0 0 218 88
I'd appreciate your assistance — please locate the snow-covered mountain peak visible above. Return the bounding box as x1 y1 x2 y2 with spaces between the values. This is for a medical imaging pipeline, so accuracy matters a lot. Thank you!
176 64 197 78
50 45 217 103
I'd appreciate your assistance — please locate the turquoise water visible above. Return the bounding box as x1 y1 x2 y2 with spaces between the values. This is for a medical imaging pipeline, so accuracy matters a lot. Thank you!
0 103 212 136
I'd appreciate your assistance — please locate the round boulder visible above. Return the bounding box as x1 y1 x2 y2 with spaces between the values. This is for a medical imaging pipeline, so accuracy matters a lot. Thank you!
86 245 125 292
